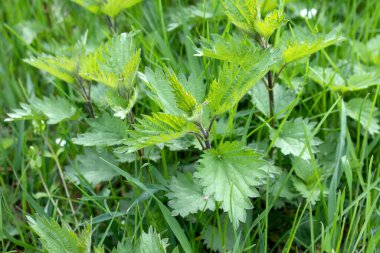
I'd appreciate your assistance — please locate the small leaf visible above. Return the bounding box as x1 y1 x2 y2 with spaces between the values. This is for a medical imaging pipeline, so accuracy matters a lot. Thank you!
137 226 169 253
167 173 215 217
346 97 380 135
31 96 77 124
270 117 322 160
72 0 141 17
194 141 279 228
253 9 286 39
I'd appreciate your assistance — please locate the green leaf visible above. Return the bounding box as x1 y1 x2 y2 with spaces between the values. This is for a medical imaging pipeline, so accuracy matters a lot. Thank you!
65 149 119 186
223 0 259 34
106 87 139 119
27 215 91 253
167 173 215 217
195 34 255 63
250 81 296 119
353 35 380 65
80 33 140 89
72 113 128 147
165 69 198 116
72 0 141 17
125 113 197 152
6 96 76 124
194 141 279 228
253 9 286 39
31 96 77 124
137 226 169 253
346 98 380 135
282 29 344 63
24 55 76 83
201 223 238 253
291 177 324 205
270 117 322 160
207 48 281 115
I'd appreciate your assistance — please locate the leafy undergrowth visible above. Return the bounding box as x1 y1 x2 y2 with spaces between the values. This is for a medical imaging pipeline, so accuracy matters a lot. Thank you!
1 0 380 252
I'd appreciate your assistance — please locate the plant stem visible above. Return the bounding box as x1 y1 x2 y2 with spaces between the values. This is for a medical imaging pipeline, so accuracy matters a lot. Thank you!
267 70 275 129
77 77 95 118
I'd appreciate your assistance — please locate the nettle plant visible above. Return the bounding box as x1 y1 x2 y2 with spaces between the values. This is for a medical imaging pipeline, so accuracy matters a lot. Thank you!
5 0 350 251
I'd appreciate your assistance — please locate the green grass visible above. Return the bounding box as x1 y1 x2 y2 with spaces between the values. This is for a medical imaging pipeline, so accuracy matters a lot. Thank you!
1 0 380 252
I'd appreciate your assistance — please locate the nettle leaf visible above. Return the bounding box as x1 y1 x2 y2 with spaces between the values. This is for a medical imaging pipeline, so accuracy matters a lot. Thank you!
138 227 169 253
6 96 77 124
80 33 141 89
167 173 215 217
72 113 128 147
125 113 197 152
194 141 279 228
282 29 344 63
270 117 322 160
65 149 119 186
139 67 204 117
208 48 281 115
346 98 380 135
223 0 259 33
27 215 91 253
24 55 76 83
308 66 380 92
106 87 139 119
253 9 286 39
249 81 296 119
195 34 255 63
72 0 141 17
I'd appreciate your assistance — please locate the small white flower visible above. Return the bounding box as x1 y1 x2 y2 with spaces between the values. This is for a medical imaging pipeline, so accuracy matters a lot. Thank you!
55 137 66 147
300 8 317 19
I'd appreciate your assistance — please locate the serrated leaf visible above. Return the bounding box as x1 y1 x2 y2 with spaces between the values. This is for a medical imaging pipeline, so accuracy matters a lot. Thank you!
167 173 215 217
291 177 324 205
106 87 139 119
270 117 322 160
195 34 255 63
27 215 91 253
346 98 380 135
140 67 204 117
65 149 119 186
80 33 140 89
137 226 169 253
250 81 296 119
72 0 141 17
283 29 344 63
125 113 197 152
223 0 258 33
194 141 279 228
353 35 380 65
208 48 281 115
253 9 286 39
24 55 76 83
5 102 35 122
72 113 128 147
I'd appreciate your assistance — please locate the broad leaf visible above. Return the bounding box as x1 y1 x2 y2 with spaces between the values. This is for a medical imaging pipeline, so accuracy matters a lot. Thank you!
167 173 215 217
124 113 197 152
346 98 380 135
72 113 128 147
80 33 141 89
207 48 281 115
24 55 76 83
194 141 279 228
27 215 91 253
270 117 322 160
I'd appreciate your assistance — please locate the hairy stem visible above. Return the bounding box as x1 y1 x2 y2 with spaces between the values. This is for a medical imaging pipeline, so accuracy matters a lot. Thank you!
267 70 275 129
